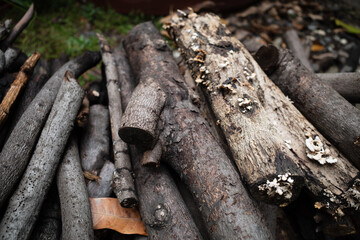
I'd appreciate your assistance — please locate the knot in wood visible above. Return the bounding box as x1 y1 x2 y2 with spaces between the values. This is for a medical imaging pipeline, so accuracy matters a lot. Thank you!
150 203 170 229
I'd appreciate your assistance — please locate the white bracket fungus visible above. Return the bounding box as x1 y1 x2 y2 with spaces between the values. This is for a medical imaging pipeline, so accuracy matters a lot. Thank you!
305 134 337 165
258 173 294 202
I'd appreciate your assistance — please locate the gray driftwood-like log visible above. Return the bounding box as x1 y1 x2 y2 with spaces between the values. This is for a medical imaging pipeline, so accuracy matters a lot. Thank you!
87 160 115 197
0 51 100 210
118 78 166 148
283 29 313 71
97 33 138 208
317 72 360 103
265 47 360 170
0 72 84 240
124 22 274 239
0 4 34 51
115 42 204 240
167 11 304 205
167 12 360 215
57 135 94 240
80 104 110 172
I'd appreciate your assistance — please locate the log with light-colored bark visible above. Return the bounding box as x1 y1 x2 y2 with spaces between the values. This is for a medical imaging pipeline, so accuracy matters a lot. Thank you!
0 51 100 210
167 12 360 214
57 135 94 240
0 71 84 240
97 33 138 208
0 51 40 127
124 21 274 239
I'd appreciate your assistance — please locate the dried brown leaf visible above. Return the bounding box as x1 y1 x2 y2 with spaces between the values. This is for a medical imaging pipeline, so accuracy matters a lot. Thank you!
90 198 147 236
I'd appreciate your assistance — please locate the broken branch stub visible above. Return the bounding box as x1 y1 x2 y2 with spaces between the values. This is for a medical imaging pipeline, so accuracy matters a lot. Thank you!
141 140 162 167
119 78 166 148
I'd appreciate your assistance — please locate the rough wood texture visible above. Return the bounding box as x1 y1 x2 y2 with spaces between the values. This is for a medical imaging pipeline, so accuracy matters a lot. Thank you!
268 48 360 170
0 52 40 127
97 33 138 208
119 78 166 148
167 11 304 205
283 29 313 71
80 104 110 172
0 71 84 240
167 12 360 214
0 51 100 210
115 43 204 240
124 22 274 239
141 141 162 167
317 72 360 103
57 135 94 240
0 4 34 51
88 160 115 198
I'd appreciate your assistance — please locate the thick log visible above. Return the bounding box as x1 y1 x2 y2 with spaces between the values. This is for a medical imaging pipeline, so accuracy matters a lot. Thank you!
119 78 166 148
0 51 100 210
167 11 304 205
0 4 34 51
115 42 204 240
317 72 360 103
57 135 94 240
283 29 313 71
0 71 84 240
0 52 40 128
167 12 360 214
265 47 360 170
80 104 110 172
87 160 115 197
124 22 274 239
97 33 138 208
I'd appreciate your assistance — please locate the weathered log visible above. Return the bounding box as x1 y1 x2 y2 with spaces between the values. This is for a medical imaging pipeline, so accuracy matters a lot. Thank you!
167 12 360 214
141 141 162 167
57 135 94 240
317 72 360 103
283 29 313 71
0 52 40 128
124 22 274 239
0 51 100 210
97 33 138 208
0 4 34 51
87 160 115 198
263 47 360 170
115 42 204 240
80 104 110 172
167 11 304 205
0 71 84 240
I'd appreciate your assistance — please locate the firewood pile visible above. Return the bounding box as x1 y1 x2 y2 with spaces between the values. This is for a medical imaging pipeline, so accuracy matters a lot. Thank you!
0 2 360 240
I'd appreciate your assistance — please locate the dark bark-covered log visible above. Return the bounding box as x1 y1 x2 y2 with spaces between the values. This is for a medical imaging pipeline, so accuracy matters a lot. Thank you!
57 135 94 240
0 19 12 41
141 141 162 167
124 22 274 239
0 52 40 128
80 104 110 172
283 29 313 71
0 51 100 210
0 71 84 240
0 4 34 51
88 160 115 198
30 184 61 240
119 78 166 148
317 72 360 103
0 50 4 74
167 12 360 214
267 47 360 170
168 11 304 205
115 42 204 240
4 47 20 71
97 33 138 208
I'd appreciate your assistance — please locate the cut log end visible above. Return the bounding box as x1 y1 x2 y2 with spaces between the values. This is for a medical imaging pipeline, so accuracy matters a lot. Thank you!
113 169 138 208
254 45 279 75
118 127 155 147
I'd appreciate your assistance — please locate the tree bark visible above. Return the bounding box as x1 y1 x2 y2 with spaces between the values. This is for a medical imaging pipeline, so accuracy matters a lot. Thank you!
57 135 94 240
167 12 360 215
124 22 274 239
0 51 100 210
0 52 40 128
88 160 115 198
97 33 138 208
0 72 84 240
80 104 110 172
267 47 360 170
141 141 162 167
115 42 204 240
